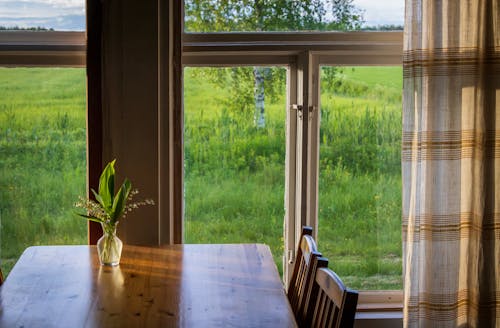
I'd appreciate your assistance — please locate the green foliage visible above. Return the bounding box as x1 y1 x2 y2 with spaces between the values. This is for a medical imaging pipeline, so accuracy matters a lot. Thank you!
83 160 132 224
184 66 403 289
316 68 402 288
361 24 404 31
185 0 332 32
184 0 363 32
184 0 364 125
75 159 151 231
327 0 365 30
1 66 402 290
0 68 87 275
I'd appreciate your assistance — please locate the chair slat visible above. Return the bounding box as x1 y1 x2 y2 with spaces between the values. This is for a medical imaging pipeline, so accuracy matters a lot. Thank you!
314 291 326 327
306 266 359 328
288 226 326 326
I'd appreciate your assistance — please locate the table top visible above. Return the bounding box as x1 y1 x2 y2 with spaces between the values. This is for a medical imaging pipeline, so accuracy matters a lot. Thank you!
0 244 297 328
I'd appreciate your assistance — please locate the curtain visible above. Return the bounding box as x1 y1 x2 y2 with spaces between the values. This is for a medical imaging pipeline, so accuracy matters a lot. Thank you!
402 0 500 327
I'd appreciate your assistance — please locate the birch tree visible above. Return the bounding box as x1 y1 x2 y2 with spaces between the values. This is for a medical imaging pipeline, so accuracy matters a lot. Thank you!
184 0 363 128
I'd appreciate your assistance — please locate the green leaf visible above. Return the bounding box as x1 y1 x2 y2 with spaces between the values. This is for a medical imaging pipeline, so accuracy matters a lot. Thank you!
98 160 116 211
77 213 105 224
91 189 105 209
111 178 132 222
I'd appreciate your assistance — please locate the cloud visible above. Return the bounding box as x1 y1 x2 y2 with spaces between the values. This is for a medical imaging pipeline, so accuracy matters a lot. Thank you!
0 0 85 30
40 0 84 7
0 14 85 31
352 0 405 26
0 0 83 9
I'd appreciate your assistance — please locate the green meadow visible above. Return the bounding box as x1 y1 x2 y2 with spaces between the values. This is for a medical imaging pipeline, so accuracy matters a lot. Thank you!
0 68 87 275
0 66 402 289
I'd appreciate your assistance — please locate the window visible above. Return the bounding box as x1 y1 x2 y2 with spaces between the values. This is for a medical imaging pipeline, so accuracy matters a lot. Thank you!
318 66 402 290
183 33 402 289
0 0 405 308
183 66 287 273
0 67 87 275
182 1 404 297
0 1 86 275
0 0 85 31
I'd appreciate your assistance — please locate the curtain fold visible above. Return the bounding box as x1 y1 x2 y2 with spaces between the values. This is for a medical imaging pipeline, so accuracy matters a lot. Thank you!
402 0 500 327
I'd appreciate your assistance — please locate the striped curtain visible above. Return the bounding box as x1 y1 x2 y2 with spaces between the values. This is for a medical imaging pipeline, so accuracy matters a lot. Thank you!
402 0 500 327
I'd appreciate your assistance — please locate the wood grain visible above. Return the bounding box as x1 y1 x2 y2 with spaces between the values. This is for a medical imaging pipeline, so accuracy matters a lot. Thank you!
308 266 358 328
0 244 296 327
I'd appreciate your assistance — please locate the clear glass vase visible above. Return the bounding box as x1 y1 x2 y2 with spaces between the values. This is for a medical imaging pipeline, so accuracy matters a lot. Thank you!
97 223 123 266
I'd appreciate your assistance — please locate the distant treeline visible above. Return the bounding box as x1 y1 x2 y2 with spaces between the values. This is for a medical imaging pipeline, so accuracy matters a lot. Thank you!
361 24 404 31
0 25 402 32
0 26 54 31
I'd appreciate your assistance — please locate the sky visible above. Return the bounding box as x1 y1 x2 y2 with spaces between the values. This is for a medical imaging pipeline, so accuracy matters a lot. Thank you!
0 0 404 31
353 0 405 27
0 0 85 30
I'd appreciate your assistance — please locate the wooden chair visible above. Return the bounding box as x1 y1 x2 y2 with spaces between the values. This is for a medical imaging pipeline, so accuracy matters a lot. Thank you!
295 255 329 326
305 265 359 328
287 226 327 325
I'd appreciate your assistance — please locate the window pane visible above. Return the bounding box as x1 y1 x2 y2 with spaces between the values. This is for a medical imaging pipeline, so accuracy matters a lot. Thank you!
318 66 402 290
0 67 87 275
183 67 286 274
352 0 404 29
0 0 85 31
184 0 403 32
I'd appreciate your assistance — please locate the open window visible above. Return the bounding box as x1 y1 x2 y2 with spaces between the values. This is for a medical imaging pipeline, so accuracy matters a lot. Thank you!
183 66 288 273
182 31 402 293
317 65 402 290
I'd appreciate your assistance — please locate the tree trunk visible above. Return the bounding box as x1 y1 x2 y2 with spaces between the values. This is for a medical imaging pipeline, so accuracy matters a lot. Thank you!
253 66 266 128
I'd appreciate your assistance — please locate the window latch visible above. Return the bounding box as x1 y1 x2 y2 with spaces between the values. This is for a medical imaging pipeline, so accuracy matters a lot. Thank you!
287 249 295 264
291 104 303 119
308 105 317 120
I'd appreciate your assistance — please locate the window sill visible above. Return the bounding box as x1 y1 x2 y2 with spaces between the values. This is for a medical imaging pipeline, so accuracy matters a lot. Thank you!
355 312 402 328
354 290 403 328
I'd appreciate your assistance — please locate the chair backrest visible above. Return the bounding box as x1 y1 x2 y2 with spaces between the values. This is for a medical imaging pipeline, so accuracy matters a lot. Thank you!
287 226 324 325
306 266 359 328
296 255 329 326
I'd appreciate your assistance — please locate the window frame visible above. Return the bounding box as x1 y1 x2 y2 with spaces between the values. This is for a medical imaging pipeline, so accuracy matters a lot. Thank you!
182 30 404 314
0 28 103 243
0 31 85 67
0 22 404 319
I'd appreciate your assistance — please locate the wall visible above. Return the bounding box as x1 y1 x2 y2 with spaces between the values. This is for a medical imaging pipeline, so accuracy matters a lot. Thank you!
99 0 159 245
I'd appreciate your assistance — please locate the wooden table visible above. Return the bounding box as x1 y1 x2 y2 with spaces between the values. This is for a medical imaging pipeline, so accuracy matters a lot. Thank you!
0 244 296 327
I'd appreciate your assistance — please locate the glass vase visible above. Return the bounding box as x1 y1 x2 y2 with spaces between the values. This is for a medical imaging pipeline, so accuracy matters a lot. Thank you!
97 223 123 266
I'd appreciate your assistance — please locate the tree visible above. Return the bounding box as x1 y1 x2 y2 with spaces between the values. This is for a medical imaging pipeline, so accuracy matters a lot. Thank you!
184 0 364 128
361 24 404 31
326 0 364 30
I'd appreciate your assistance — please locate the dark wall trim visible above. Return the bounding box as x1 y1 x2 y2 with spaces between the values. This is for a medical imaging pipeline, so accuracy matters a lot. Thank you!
86 0 103 244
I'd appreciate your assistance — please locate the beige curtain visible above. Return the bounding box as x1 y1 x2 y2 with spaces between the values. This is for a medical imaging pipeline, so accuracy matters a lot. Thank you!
402 0 500 327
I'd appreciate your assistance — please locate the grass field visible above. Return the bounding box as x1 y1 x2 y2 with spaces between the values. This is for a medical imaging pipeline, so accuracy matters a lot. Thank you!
0 66 402 289
318 66 402 289
0 67 87 274
183 66 402 289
